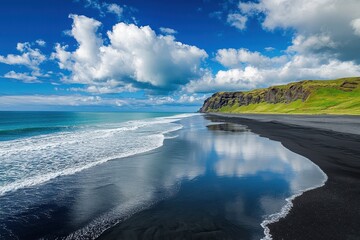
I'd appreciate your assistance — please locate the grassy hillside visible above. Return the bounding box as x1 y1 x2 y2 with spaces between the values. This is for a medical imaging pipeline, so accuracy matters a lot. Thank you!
200 77 360 115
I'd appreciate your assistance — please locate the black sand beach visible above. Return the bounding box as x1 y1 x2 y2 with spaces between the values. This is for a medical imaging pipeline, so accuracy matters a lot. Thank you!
96 115 330 240
207 114 360 240
3 115 326 240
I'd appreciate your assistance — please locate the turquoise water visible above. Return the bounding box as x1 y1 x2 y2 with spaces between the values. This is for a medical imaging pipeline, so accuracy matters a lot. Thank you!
0 113 327 239
0 112 187 196
0 112 180 141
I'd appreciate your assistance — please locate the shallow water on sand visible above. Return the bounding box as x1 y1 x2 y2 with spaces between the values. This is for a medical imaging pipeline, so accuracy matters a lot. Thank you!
0 114 326 240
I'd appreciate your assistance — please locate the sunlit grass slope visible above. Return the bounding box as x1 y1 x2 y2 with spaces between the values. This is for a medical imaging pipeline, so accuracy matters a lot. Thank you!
203 77 360 115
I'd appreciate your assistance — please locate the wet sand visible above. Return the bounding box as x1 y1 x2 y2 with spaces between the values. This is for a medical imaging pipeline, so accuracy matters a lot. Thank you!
210 113 360 135
207 113 360 240
97 115 328 240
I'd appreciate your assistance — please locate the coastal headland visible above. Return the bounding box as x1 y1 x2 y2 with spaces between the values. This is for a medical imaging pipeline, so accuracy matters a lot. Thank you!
200 77 360 115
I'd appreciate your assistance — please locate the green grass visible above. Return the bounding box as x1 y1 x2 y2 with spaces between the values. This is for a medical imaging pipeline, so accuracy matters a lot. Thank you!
212 77 360 115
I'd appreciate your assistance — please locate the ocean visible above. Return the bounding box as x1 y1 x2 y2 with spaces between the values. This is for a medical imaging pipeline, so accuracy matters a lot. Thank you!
0 112 327 239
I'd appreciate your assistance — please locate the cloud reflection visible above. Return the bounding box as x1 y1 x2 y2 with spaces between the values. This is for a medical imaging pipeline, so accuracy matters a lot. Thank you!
1 116 325 239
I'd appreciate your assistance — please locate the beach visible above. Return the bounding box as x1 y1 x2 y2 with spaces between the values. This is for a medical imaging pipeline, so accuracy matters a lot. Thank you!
207 113 360 240
1 0 360 239
0 113 357 239
96 114 331 240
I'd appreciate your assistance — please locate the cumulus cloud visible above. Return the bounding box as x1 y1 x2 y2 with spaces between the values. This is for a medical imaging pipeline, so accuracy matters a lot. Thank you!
186 52 360 93
0 42 48 83
36 39 46 47
185 67 264 93
216 48 287 68
351 18 360 36
0 42 46 70
3 71 41 83
227 13 247 30
159 27 177 35
52 14 207 93
238 0 360 63
106 3 123 17
184 0 360 93
287 34 337 55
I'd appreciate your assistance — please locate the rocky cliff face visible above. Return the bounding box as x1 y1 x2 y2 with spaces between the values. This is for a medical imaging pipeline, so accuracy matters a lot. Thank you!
199 77 360 114
199 81 312 112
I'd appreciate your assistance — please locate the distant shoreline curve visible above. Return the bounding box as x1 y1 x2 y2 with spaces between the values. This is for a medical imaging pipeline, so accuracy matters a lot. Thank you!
205 113 360 240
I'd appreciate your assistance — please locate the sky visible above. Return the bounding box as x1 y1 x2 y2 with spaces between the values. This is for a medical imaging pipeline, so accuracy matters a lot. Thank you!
0 0 360 111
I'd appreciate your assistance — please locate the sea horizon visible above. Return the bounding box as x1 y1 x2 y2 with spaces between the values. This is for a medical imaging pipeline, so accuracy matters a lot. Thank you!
1 0 359 238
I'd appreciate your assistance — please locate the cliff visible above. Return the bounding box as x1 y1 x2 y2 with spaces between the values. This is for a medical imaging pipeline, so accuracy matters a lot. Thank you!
199 77 360 115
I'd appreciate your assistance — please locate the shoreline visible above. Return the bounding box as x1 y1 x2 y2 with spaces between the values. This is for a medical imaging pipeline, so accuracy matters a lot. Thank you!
207 113 360 135
205 113 360 240
260 162 328 240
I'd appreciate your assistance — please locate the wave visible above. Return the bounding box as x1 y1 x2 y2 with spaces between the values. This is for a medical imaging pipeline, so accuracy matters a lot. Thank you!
0 134 164 197
0 113 195 197
260 163 328 240
0 126 72 140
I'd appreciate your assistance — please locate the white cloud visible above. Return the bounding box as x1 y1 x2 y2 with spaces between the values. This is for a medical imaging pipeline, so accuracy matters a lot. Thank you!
351 18 360 36
227 13 247 30
53 44 72 69
53 15 207 93
0 95 108 107
36 39 46 47
16 42 27 52
147 96 175 105
265 47 275 52
3 71 41 83
238 0 360 62
106 3 123 17
186 52 360 93
0 42 48 83
80 0 123 18
159 27 177 35
70 83 136 94
185 67 264 93
137 94 208 106
288 34 337 55
178 94 208 104
0 94 207 110
69 14 103 64
240 0 335 31
216 48 287 68
0 42 46 70
184 0 360 94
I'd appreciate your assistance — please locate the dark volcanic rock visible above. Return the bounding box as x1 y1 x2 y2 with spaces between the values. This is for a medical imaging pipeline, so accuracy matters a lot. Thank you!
199 82 311 113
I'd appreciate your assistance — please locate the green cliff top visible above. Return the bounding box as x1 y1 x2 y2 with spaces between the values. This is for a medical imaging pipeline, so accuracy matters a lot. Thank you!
201 77 360 115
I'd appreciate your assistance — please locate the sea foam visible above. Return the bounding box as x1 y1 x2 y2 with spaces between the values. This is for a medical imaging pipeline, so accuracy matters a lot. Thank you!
0 114 193 197
260 162 328 240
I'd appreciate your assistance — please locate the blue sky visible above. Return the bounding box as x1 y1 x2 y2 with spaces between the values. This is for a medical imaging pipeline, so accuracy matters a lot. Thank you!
1 0 360 111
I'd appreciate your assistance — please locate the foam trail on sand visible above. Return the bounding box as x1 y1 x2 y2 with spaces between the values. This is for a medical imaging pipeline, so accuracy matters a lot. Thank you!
64 185 181 240
0 135 163 196
260 162 328 240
